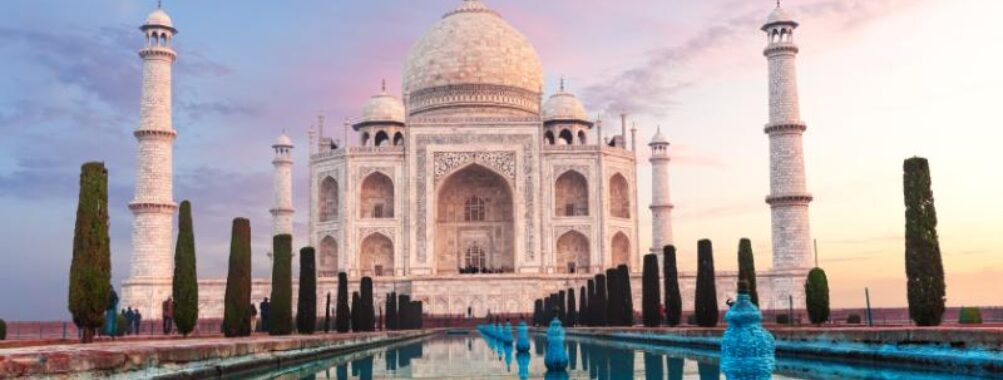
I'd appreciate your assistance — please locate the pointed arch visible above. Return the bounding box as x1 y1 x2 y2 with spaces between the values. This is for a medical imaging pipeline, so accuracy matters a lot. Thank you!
555 170 588 217
319 176 338 222
361 132 371 146
556 230 590 274
359 233 393 277
374 130 389 147
544 130 555 145
319 236 339 277
609 173 630 218
559 129 574 145
435 163 514 274
393 132 404 146
577 130 587 145
360 172 394 218
611 232 630 267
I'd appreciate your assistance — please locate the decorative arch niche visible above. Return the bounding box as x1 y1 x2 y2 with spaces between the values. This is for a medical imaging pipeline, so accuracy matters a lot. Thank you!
359 233 393 277
360 172 394 218
435 164 514 274
611 232 630 267
319 177 339 222
555 230 590 273
609 173 630 218
319 236 338 277
555 170 588 217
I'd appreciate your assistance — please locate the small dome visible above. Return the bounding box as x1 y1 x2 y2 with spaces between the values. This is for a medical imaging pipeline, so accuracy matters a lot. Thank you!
763 6 797 29
649 126 669 145
275 133 293 147
543 92 589 123
359 92 406 125
145 8 173 28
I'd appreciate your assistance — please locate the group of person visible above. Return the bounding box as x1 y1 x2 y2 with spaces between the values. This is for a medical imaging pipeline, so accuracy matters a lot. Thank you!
457 266 511 274
119 306 144 335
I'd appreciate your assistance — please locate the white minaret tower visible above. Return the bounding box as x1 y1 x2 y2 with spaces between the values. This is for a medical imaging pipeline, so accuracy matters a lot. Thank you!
123 5 178 316
763 4 813 306
271 132 295 237
648 126 674 253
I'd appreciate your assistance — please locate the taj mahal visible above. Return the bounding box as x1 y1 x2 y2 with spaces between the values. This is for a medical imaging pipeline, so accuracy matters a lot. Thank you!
121 0 814 319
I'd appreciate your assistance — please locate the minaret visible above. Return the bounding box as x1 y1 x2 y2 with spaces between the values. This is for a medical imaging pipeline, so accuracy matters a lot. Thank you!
123 5 178 315
762 5 813 297
649 126 674 253
271 132 294 237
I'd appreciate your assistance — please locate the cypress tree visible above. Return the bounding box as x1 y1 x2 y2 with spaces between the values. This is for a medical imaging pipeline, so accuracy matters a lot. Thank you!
533 299 543 326
398 294 411 329
172 200 198 337
586 279 596 326
296 247 317 334
618 265 634 326
567 287 577 327
594 274 608 326
361 277 375 331
268 234 293 335
416 301 424 329
737 238 759 306
222 218 252 337
641 254 661 327
663 245 682 327
579 286 587 327
903 157 946 326
805 267 830 325
351 291 361 332
387 291 398 330
335 272 350 332
324 292 332 333
605 268 619 325
68 162 111 344
694 239 719 327
558 290 567 324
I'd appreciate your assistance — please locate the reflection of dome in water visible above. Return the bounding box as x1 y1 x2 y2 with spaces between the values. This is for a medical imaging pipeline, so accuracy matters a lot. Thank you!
402 0 543 117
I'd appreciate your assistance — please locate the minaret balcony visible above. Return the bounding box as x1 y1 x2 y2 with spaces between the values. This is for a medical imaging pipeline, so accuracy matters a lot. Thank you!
138 47 177 61
763 43 799 56
129 201 178 214
763 122 806 134
134 129 177 140
765 194 813 206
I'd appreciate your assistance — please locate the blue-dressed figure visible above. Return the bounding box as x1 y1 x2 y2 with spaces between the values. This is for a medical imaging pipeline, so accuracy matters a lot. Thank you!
515 320 531 352
543 317 569 372
502 320 514 343
720 280 775 379
103 287 119 338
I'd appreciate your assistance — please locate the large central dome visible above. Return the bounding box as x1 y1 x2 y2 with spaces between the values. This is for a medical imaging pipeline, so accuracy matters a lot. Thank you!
403 0 543 117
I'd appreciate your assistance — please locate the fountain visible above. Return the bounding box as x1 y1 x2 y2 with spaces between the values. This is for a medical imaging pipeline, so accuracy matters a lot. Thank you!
720 280 775 379
515 321 531 352
544 317 569 372
502 321 514 343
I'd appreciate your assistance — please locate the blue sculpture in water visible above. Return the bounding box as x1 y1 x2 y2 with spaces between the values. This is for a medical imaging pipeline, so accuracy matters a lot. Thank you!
544 317 569 372
502 321 514 343
516 351 531 380
515 321 531 352
720 280 775 379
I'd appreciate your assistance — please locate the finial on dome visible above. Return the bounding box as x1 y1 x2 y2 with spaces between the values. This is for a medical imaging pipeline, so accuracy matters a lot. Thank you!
158 0 162 9
560 76 565 92
381 79 386 93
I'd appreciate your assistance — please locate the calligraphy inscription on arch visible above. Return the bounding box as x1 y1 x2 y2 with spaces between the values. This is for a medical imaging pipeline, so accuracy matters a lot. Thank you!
433 151 516 183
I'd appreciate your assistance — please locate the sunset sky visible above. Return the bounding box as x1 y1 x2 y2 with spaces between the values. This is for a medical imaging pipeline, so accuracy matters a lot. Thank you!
1 0 1001 319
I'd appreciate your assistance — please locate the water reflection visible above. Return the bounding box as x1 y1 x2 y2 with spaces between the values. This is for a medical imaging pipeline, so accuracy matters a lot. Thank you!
249 332 989 380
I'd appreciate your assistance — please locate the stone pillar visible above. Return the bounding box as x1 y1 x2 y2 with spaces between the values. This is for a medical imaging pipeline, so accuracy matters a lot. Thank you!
122 7 178 318
648 127 674 254
272 134 295 237
762 6 812 309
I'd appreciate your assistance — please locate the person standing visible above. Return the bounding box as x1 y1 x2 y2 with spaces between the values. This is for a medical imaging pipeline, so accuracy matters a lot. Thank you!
134 308 143 335
259 297 271 333
104 287 119 339
162 297 174 335
123 307 134 335
249 303 258 333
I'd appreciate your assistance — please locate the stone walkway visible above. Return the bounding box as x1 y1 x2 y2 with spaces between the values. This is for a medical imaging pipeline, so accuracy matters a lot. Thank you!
0 330 434 379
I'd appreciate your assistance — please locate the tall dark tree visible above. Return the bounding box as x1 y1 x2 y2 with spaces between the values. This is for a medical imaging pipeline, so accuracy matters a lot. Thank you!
594 274 608 326
805 267 831 325
68 162 112 344
269 234 294 335
297 247 318 334
398 294 411 329
618 265 634 326
360 277 375 331
579 286 587 327
222 218 252 337
694 239 719 327
558 290 567 324
586 279 596 326
351 291 361 332
662 245 682 326
567 288 577 326
641 254 661 327
605 268 619 325
533 299 543 326
324 292 332 333
736 238 760 306
387 291 398 330
171 200 198 337
903 157 946 326
335 272 350 332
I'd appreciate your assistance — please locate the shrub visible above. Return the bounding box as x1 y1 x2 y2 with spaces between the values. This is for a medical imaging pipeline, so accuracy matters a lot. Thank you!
618 265 634 326
335 272 350 332
296 247 317 334
663 245 682 326
605 268 620 325
269 234 293 335
958 307 983 325
387 291 398 330
904 157 946 326
0 318 5 340
172 200 199 337
351 291 361 332
585 279 596 326
686 314 696 326
532 299 543 326
694 239 719 327
846 314 862 324
579 286 587 327
737 238 759 306
557 290 567 324
222 218 252 338
324 292 332 333
776 314 790 325
594 274 608 326
567 288 577 327
805 267 831 325
360 277 375 331
642 254 661 327
68 162 112 344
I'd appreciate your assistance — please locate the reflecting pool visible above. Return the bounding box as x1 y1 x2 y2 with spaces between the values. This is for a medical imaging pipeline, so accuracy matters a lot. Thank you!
245 332 991 379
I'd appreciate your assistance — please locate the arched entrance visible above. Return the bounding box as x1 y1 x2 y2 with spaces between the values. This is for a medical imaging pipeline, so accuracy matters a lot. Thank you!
555 170 588 216
359 233 393 277
555 231 590 273
319 177 338 222
360 172 394 218
611 232 631 268
319 236 338 277
435 164 514 274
